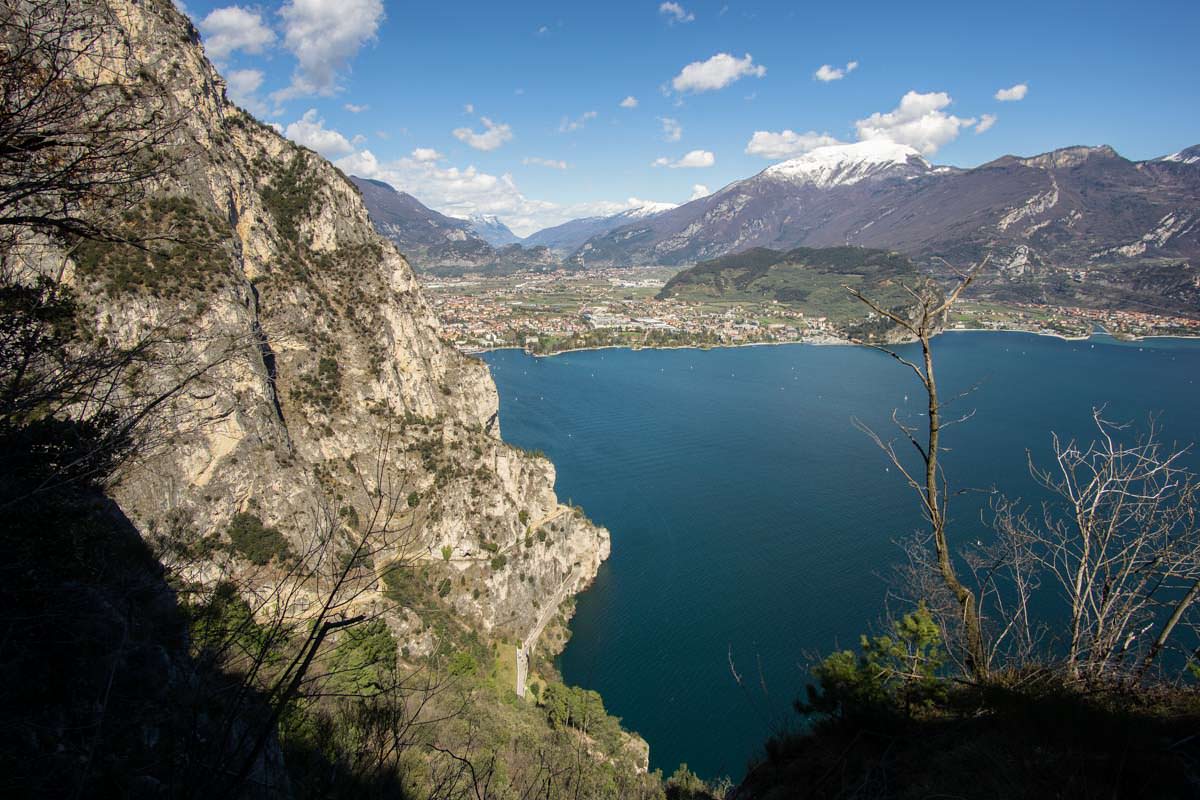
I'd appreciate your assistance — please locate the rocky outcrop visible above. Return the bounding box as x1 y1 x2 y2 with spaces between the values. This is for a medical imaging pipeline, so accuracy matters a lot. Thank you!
57 0 608 647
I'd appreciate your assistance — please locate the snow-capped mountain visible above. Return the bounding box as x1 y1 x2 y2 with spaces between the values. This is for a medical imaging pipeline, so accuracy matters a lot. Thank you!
1159 145 1200 166
523 200 678 254
761 140 931 188
567 143 1200 316
467 213 523 247
620 200 679 218
569 142 943 268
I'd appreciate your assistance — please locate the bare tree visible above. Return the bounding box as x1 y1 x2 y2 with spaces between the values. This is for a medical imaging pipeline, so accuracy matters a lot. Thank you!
964 497 1046 670
0 0 179 249
847 264 990 680
991 410 1200 683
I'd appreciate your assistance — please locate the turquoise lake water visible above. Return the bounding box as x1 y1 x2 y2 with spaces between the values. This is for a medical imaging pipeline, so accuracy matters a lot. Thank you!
483 333 1200 781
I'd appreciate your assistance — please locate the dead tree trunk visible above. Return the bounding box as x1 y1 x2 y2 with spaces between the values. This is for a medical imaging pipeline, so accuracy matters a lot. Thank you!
848 263 989 680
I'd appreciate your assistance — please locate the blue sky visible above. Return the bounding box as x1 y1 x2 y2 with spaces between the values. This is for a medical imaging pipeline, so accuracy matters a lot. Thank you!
180 0 1200 235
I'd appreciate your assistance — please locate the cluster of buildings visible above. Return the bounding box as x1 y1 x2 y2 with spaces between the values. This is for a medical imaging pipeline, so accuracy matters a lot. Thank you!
955 300 1200 339
424 270 1200 354
422 268 840 352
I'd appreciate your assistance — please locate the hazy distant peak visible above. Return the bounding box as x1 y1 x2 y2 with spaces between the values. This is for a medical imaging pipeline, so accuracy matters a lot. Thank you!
464 213 523 246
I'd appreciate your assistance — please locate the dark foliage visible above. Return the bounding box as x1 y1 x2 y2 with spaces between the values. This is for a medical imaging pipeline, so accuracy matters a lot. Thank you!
227 511 293 566
738 677 1200 800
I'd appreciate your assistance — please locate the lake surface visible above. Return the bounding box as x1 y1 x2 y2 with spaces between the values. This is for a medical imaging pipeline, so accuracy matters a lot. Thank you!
483 333 1200 781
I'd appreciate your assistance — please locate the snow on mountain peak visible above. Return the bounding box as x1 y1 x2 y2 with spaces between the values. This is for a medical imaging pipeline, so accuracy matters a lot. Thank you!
1161 145 1200 165
622 199 678 218
762 140 931 187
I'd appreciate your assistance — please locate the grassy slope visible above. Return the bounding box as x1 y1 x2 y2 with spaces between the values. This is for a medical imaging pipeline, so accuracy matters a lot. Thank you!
658 247 923 325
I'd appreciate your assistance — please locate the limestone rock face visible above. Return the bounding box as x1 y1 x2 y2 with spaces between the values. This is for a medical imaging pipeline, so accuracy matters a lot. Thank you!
63 0 608 644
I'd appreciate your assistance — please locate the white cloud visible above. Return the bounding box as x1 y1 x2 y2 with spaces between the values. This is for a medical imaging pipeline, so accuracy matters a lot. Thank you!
653 149 715 168
344 103 369 113
337 149 667 236
273 0 384 102
672 52 766 93
659 116 682 142
284 109 356 157
854 91 974 155
536 24 549 36
558 110 598 133
224 68 269 114
619 95 639 109
689 184 710 200
659 2 695 24
975 113 997 134
452 117 514 151
814 60 858 82
199 6 276 61
995 83 1028 102
523 156 569 169
745 129 844 159
411 148 443 162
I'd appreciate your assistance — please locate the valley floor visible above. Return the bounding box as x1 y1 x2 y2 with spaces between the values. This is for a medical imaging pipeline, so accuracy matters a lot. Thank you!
420 268 1200 357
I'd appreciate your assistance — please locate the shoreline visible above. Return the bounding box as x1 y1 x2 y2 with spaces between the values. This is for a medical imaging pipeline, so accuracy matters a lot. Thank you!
464 327 1200 359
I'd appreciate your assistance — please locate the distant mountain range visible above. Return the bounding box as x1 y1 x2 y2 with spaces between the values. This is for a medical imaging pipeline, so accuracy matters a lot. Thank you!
522 201 678 254
573 141 1200 268
571 141 1200 315
468 213 522 247
349 177 554 274
353 142 1200 315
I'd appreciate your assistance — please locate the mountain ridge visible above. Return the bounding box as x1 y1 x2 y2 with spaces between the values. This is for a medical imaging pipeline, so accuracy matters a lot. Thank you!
350 175 557 274
569 142 1200 316
468 212 523 246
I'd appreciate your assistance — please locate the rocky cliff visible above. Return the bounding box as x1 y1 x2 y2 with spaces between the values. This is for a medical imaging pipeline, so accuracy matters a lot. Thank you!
60 0 609 647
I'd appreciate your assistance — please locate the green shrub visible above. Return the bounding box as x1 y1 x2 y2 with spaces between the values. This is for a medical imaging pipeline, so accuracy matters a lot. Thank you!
337 547 371 573
490 554 507 571
73 196 232 297
800 602 946 723
324 620 397 695
540 682 626 751
227 512 291 566
381 562 423 608
184 580 277 663
437 577 451 598
518 510 529 524
666 764 711 800
262 150 320 247
440 544 452 561
448 651 477 676
407 491 420 508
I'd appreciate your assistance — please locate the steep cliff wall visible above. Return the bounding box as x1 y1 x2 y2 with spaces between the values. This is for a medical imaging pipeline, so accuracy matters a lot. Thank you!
60 0 608 645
